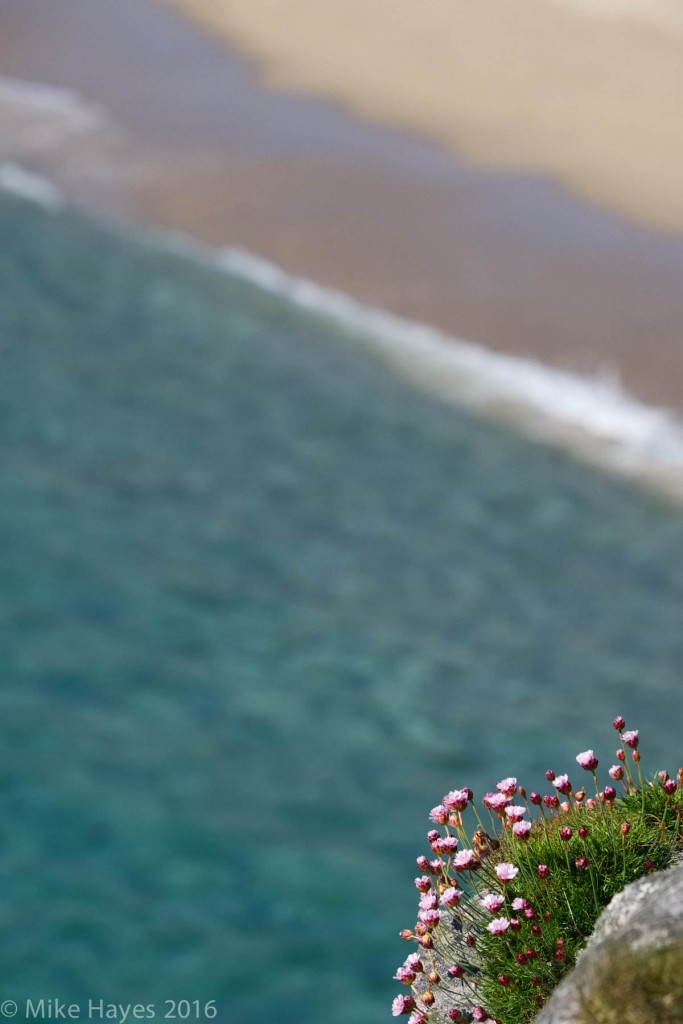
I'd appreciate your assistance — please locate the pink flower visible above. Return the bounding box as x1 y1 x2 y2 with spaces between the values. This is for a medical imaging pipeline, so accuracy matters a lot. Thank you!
576 750 599 771
481 893 505 913
429 805 449 825
559 827 572 841
504 804 527 823
511 897 529 911
487 917 510 935
495 862 519 882
551 774 572 795
419 908 440 927
543 794 560 809
419 891 438 911
483 792 509 812
575 857 589 869
440 887 464 907
408 1015 426 1024
529 791 542 805
416 856 430 872
415 876 431 892
392 995 416 1016
443 788 469 811
447 964 464 978
432 835 459 855
613 715 626 731
664 778 677 795
621 730 639 748
513 820 532 840
608 764 624 780
394 966 416 984
496 777 517 797
537 864 550 879
602 786 617 802
453 849 478 871
404 953 423 971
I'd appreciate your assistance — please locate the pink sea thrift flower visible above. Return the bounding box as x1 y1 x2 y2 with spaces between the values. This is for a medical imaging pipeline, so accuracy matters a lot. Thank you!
543 794 560 809
511 897 529 911
432 836 459 856
559 827 572 841
453 849 478 871
483 792 509 812
496 777 517 797
415 876 431 892
447 964 464 978
613 715 626 731
551 774 572 795
576 750 599 771
602 786 617 802
419 892 438 912
441 887 464 907
394 966 416 984
495 862 519 882
443 788 469 811
408 1015 426 1024
487 917 510 935
392 994 416 1016
419 908 440 928
622 730 639 748
609 764 624 780
513 820 532 840
504 804 527 822
405 953 423 971
481 893 505 913
537 864 550 879
529 791 542 805
429 805 449 825
664 778 677 795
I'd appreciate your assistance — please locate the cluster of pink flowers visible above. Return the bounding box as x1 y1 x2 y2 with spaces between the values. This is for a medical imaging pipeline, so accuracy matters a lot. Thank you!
391 716 682 1023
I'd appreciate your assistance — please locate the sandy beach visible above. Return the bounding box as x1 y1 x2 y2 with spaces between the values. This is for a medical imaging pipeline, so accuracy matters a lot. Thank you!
160 0 683 232
1 0 683 414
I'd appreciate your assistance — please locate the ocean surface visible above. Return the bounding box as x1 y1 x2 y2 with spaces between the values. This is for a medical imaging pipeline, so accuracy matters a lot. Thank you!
1 188 683 1024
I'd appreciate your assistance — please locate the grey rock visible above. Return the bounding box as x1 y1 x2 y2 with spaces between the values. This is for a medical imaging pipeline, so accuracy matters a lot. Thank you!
533 858 683 1024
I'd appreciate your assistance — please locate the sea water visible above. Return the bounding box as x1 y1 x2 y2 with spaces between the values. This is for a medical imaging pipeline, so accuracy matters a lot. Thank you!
1 190 683 1023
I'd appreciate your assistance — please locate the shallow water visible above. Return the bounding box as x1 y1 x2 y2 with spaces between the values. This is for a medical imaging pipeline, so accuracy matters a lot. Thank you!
1 193 682 1023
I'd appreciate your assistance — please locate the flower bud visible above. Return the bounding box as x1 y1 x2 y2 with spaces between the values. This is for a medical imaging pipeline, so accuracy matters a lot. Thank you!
609 765 623 780
545 770 555 781
664 778 677 795
575 856 589 869
448 965 463 978
613 715 626 731
428 971 440 985
498 975 511 987
560 827 572 841
603 786 617 802
621 822 631 836
579 826 588 838
421 991 435 1007
616 749 626 762
537 864 550 879
632 750 641 763
529 791 542 805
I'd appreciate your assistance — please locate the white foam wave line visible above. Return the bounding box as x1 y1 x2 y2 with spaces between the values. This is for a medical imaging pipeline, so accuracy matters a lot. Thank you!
0 162 64 210
215 246 683 493
0 76 108 134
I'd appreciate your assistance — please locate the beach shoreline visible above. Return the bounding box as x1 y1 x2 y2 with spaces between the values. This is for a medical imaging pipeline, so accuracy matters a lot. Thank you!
159 0 683 234
1 0 683 418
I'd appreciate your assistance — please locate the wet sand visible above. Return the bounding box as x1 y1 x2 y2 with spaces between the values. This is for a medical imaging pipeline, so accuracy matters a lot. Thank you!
1 0 683 413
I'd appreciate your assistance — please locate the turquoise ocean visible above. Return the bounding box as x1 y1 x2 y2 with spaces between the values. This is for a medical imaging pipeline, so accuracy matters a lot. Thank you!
1 189 683 1023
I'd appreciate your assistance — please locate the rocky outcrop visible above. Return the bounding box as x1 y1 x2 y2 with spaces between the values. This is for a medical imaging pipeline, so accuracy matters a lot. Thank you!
534 859 683 1024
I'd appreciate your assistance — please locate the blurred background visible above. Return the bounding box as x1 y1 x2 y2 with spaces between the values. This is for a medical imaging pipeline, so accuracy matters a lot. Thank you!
1 2 683 1022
